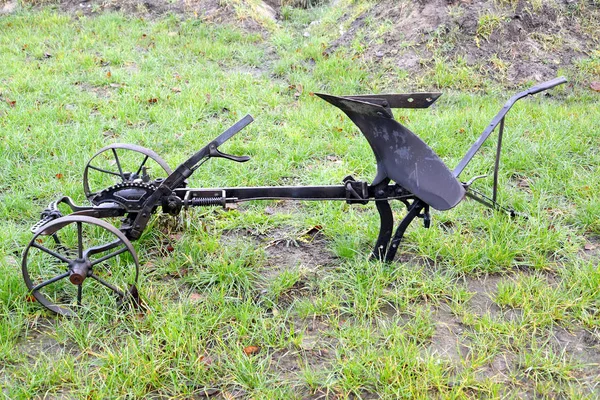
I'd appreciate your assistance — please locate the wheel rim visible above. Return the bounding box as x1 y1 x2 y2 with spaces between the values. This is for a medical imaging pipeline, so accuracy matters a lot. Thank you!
83 143 172 201
22 216 140 316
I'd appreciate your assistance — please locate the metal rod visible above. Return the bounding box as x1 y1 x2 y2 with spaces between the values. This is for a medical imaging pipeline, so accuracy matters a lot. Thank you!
90 246 128 267
492 117 505 203
77 222 83 259
87 165 122 177
135 155 150 177
111 148 125 181
89 274 125 297
31 271 70 292
453 77 567 178
77 284 83 306
31 243 72 264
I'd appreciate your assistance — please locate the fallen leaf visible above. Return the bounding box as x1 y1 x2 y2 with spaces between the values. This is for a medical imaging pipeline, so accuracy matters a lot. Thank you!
190 293 203 301
55 173 64 179
168 31 178 37
166 244 174 252
243 345 260 355
147 98 158 104
44 52 52 58
584 243 596 251
25 295 36 302
590 82 600 92
6 98 16 107
106 71 112 78
302 225 323 238
171 87 181 93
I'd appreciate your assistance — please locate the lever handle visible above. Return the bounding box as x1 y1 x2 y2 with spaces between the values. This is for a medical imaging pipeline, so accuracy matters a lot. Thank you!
527 76 567 95
208 144 250 163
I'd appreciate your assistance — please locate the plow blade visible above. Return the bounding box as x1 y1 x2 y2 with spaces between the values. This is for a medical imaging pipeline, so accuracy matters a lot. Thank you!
316 93 465 211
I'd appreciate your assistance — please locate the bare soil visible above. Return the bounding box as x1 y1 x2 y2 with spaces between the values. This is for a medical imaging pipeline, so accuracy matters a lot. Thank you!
327 0 600 84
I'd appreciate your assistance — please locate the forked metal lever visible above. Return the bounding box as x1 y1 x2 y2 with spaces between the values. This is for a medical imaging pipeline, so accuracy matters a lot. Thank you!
208 144 251 163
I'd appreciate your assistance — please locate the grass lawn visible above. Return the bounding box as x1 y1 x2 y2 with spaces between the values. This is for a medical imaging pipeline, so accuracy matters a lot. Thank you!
1 2 599 398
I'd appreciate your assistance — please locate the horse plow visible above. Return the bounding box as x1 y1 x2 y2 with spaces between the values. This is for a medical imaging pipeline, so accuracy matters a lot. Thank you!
22 77 568 316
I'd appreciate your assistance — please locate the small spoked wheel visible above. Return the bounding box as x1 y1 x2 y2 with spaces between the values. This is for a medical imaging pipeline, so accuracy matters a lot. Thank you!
22 216 140 316
83 143 172 201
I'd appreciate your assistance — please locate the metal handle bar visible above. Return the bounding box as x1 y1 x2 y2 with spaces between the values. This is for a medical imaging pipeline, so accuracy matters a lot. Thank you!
453 77 567 178
526 76 568 95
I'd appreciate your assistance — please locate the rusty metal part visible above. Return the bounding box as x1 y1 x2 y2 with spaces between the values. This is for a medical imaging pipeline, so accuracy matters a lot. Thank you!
22 216 139 316
83 143 172 201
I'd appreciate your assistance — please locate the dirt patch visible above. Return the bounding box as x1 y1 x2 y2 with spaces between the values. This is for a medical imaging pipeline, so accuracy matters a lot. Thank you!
327 0 600 84
17 319 79 360
429 304 470 363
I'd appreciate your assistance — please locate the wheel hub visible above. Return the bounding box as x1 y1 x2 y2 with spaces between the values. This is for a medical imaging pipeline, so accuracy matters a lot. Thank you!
69 258 91 285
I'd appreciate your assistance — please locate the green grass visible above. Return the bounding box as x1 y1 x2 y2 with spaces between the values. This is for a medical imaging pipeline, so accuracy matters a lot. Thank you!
1 2 599 398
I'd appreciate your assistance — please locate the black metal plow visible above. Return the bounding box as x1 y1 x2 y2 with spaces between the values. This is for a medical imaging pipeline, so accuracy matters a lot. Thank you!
23 77 567 316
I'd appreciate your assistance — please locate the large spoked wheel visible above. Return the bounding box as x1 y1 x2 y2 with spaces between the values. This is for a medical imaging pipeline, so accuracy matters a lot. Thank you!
22 216 140 316
83 143 172 201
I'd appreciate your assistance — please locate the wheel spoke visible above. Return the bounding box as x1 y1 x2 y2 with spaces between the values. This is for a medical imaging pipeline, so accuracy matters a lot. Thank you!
89 273 125 297
87 165 122 177
90 246 128 266
31 271 70 292
52 233 75 258
112 148 125 181
135 155 150 177
31 242 71 264
77 222 83 259
77 284 82 306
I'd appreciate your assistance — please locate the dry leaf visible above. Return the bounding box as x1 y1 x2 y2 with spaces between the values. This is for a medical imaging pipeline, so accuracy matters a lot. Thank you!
25 295 36 302
584 243 596 251
148 98 158 104
171 87 181 93
190 293 203 301
6 98 16 107
55 173 64 179
590 82 600 92
106 71 112 78
243 345 260 355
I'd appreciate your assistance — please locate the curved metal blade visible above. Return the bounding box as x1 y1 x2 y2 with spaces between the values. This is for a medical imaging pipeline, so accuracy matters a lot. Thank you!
317 93 465 211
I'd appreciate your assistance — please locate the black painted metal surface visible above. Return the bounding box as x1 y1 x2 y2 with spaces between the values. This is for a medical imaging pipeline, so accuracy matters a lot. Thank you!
316 93 466 211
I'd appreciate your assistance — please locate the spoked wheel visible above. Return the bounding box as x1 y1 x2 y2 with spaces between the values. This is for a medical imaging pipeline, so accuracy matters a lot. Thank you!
83 143 172 201
22 216 140 316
